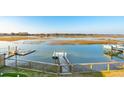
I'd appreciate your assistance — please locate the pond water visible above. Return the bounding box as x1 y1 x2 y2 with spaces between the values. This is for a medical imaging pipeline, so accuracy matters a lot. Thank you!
0 38 124 64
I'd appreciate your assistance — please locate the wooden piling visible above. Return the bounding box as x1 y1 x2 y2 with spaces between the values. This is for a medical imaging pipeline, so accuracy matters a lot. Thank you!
15 46 17 54
8 46 10 54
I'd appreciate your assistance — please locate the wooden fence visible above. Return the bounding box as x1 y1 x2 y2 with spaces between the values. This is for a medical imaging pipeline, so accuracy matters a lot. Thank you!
5 58 124 74
6 59 60 74
71 61 124 73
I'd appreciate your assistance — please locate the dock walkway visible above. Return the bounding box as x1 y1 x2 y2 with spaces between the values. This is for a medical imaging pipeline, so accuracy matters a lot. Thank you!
3 46 36 59
52 52 71 73
17 50 36 56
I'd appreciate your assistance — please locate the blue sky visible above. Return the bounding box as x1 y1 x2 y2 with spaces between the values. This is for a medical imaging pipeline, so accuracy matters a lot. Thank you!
0 16 124 34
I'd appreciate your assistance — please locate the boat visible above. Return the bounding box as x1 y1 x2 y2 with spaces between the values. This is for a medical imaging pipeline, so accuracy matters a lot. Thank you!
103 44 124 50
103 45 114 50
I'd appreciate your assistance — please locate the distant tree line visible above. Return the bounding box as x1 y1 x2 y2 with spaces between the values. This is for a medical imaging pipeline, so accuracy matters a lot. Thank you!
0 32 29 36
0 32 124 37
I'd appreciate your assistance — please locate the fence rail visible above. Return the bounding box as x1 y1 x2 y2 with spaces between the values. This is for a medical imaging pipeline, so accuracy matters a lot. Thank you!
71 62 124 73
5 58 124 74
6 59 60 74
8 58 58 66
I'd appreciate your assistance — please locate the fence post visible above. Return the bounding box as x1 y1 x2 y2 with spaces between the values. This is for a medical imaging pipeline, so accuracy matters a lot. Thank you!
60 65 62 73
15 55 17 68
3 53 6 67
107 64 110 71
42 64 45 73
90 64 93 70
57 65 60 76
70 64 73 73
29 62 32 69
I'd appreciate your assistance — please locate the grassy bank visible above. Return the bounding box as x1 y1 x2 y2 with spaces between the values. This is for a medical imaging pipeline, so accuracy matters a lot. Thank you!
50 39 124 45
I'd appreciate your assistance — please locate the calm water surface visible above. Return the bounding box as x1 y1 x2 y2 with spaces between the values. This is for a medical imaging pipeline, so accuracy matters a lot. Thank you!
0 38 124 64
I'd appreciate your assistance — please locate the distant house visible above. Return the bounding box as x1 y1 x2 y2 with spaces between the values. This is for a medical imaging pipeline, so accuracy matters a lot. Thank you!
17 32 29 36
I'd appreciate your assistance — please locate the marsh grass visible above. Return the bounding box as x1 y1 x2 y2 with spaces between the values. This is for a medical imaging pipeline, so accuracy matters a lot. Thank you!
50 39 124 45
0 36 35 41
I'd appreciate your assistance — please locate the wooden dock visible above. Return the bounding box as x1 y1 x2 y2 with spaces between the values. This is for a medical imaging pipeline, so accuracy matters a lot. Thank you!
5 53 15 59
17 50 36 56
4 46 36 59
52 52 71 73
5 50 36 59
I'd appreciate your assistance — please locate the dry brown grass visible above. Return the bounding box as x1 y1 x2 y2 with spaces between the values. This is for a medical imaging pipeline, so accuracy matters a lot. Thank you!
0 36 36 41
63 35 124 38
101 70 124 77
50 39 124 45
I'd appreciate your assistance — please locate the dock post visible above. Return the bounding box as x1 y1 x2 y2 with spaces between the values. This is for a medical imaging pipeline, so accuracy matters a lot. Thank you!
15 46 17 54
70 64 73 73
8 46 10 54
107 64 110 71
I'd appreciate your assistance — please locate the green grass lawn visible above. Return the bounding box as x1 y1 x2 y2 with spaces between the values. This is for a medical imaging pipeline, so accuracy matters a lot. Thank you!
0 72 27 77
0 66 57 77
